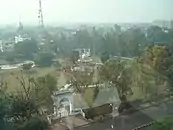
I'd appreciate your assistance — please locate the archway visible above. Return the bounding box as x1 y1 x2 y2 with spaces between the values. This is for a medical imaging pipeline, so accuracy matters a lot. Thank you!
59 98 71 114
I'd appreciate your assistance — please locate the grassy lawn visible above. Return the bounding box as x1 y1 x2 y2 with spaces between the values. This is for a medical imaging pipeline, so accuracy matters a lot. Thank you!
0 67 62 92
91 56 102 63
1 57 168 105
84 88 95 107
0 57 71 92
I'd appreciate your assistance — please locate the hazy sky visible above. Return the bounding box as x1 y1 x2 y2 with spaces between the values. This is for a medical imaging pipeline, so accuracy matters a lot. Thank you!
0 0 173 25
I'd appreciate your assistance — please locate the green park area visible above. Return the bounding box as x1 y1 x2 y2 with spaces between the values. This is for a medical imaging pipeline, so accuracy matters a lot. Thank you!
150 116 173 130
0 57 168 105
0 67 58 92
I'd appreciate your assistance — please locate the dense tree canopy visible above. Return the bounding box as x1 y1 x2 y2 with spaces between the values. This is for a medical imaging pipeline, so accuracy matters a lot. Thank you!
31 74 57 111
139 45 173 85
99 60 133 101
150 116 173 130
34 52 54 67
8 96 39 124
71 70 94 94
71 50 80 64
14 39 38 60
0 74 55 130
100 52 110 63
146 26 170 44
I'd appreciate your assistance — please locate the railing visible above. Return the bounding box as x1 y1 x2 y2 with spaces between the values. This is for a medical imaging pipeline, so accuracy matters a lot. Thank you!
50 108 85 121
70 108 85 117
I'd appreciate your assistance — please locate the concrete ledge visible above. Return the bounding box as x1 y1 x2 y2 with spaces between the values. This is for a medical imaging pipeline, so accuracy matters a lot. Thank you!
132 121 155 130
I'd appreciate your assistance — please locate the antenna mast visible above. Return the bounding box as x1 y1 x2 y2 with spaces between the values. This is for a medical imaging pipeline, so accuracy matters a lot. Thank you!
38 0 44 28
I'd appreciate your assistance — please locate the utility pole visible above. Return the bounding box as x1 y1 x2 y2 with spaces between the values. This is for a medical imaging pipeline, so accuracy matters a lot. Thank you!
93 27 96 56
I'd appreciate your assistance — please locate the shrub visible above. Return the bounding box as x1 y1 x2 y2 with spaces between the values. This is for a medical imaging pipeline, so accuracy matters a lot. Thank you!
18 116 49 130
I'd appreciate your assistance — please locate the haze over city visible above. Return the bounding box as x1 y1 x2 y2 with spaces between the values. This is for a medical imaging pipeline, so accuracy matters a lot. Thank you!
0 0 173 25
1 0 173 130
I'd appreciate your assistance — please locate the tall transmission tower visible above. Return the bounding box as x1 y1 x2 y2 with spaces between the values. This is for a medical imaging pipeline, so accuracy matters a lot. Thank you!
38 0 44 28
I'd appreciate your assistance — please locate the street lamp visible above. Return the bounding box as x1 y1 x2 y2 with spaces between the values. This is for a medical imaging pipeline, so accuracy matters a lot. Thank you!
110 104 119 129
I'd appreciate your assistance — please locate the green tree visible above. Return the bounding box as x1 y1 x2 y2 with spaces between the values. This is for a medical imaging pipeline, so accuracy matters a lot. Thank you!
100 52 110 63
6 94 48 130
71 70 94 94
121 28 146 56
100 27 146 57
150 116 173 130
101 32 118 55
34 52 54 67
13 73 57 112
114 24 121 34
146 26 168 44
93 85 99 101
31 74 57 111
71 50 79 64
8 96 39 124
139 45 169 70
18 116 48 130
0 97 9 130
73 29 92 49
99 60 133 102
0 74 51 130
5 52 16 63
14 39 38 60
0 97 15 130
138 45 173 86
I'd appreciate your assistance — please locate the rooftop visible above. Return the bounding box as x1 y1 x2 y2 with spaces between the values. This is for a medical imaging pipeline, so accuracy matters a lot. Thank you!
53 90 73 96
74 85 121 109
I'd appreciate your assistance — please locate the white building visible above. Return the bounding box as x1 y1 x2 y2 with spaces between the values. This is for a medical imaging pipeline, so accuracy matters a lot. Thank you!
0 40 3 52
51 90 86 120
50 83 121 121
153 20 173 29
14 34 31 44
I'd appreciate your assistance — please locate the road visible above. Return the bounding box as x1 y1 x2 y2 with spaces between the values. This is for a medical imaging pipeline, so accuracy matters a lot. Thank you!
113 56 134 60
74 100 173 130
0 61 35 70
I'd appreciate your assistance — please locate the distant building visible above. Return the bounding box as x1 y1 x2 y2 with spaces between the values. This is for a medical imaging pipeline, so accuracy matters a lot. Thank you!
75 48 91 61
51 83 120 120
1 39 14 52
153 20 173 29
0 40 3 52
0 22 32 52
14 34 31 44
14 21 31 44
171 21 173 29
